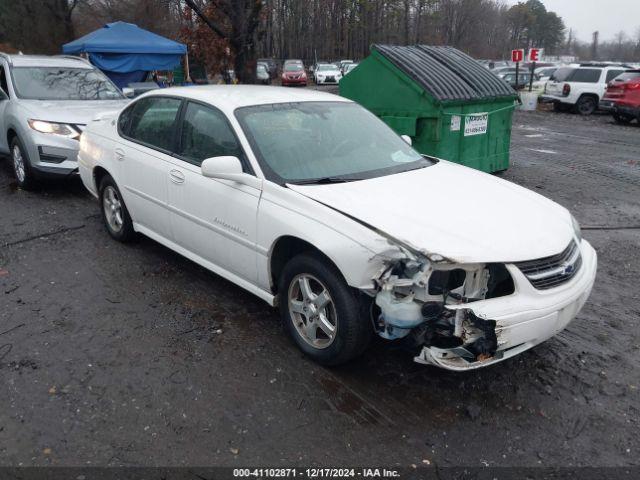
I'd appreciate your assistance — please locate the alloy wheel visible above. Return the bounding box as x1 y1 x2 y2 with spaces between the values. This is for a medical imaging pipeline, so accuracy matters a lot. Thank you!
103 185 124 233
288 273 338 349
12 145 25 183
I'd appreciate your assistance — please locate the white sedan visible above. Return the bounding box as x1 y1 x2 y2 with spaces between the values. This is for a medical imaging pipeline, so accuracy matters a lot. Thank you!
314 64 342 85
78 86 597 370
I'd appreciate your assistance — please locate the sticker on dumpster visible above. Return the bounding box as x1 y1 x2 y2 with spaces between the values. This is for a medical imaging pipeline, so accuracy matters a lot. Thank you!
450 115 461 132
464 113 488 136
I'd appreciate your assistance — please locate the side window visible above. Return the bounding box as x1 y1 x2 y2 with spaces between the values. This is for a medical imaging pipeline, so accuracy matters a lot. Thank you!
117 104 134 136
128 97 182 151
606 70 624 83
178 102 243 166
0 64 9 96
569 69 601 83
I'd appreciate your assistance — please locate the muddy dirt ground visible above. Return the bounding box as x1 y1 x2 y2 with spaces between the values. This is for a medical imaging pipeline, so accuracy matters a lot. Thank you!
0 108 638 469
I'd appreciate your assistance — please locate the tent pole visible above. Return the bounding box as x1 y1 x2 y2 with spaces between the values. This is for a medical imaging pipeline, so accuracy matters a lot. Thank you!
185 53 192 84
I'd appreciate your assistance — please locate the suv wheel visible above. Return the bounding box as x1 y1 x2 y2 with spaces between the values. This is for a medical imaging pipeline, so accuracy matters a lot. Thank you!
10 137 37 190
278 253 371 366
576 96 597 116
99 175 136 242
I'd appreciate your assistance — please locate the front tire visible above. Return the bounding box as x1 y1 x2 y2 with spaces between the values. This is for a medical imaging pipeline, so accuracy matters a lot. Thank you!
279 253 371 366
99 175 136 242
10 137 37 190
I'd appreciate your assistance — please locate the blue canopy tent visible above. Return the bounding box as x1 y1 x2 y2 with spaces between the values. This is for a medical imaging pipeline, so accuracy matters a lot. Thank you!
62 22 187 89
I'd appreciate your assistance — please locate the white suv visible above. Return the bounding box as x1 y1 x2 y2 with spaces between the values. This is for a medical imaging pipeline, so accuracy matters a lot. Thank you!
541 64 627 115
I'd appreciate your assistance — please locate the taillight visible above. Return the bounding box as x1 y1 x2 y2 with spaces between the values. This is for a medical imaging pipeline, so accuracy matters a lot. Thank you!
563 84 571 96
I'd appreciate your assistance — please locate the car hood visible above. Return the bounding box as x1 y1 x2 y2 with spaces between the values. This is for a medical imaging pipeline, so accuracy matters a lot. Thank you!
288 161 574 264
19 99 129 124
318 70 341 75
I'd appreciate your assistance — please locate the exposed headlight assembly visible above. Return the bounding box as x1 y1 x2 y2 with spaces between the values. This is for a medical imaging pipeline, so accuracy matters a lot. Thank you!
28 120 80 139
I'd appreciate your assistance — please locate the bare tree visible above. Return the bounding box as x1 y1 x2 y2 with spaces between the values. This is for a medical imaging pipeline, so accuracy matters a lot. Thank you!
183 0 264 83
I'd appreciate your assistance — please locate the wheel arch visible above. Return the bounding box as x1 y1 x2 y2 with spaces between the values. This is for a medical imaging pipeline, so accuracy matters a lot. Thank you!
269 235 349 295
93 165 111 192
7 127 17 145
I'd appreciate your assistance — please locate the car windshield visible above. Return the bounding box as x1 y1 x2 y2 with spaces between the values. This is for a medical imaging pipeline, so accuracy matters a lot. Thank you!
236 102 433 184
285 64 303 72
11 67 123 100
317 65 335 71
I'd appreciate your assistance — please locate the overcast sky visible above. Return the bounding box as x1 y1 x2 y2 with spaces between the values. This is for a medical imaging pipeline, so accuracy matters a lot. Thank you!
504 0 640 42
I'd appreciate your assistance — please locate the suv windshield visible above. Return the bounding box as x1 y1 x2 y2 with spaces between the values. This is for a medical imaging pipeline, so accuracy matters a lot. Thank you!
236 102 432 184
11 67 123 100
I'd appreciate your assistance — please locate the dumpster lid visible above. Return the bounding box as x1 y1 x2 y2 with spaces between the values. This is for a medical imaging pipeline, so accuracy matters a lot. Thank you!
373 45 517 103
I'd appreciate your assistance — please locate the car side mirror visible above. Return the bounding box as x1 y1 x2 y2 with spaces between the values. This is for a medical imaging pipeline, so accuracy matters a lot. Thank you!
201 156 262 189
401 135 412 146
122 87 135 98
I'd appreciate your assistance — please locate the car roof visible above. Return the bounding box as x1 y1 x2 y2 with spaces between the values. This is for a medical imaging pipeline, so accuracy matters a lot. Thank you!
145 85 352 110
5 54 92 69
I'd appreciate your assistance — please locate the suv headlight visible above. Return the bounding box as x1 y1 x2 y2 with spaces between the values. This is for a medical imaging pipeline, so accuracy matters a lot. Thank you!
571 215 582 243
28 120 80 139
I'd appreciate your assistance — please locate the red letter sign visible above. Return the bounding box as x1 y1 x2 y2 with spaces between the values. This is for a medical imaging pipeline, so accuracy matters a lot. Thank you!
528 48 543 62
511 49 524 63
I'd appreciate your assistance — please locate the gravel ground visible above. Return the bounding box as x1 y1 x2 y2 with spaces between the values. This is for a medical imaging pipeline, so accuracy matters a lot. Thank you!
0 108 638 470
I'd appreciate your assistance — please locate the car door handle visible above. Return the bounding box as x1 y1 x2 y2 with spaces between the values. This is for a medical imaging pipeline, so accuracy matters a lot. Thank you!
115 148 125 161
169 169 185 184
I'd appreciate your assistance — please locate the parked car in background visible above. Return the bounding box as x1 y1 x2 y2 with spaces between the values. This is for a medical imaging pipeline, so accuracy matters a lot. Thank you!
493 66 517 78
488 60 511 70
256 62 271 84
535 66 558 82
78 85 596 370
343 63 359 75
314 63 342 85
600 70 640 124
257 58 278 79
338 59 353 74
281 62 307 86
541 63 628 115
502 72 543 91
124 82 159 98
0 53 127 189
284 59 303 68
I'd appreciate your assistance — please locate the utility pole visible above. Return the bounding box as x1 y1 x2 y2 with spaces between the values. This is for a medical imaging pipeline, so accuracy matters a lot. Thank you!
591 31 599 61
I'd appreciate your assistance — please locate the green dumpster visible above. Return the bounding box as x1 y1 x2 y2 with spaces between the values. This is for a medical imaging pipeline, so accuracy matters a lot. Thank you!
340 45 518 173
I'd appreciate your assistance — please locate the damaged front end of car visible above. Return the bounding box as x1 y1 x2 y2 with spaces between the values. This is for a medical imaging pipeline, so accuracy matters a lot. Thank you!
371 244 516 370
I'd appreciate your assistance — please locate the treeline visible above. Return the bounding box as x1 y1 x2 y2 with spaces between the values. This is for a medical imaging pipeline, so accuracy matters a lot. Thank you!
259 0 567 62
1 0 639 77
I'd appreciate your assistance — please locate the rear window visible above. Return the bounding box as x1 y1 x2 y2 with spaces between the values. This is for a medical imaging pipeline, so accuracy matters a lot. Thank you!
567 69 602 83
605 70 625 83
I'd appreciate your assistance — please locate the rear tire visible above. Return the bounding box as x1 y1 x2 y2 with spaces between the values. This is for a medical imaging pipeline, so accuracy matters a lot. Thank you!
278 253 372 366
10 137 37 190
575 96 597 116
99 174 136 242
